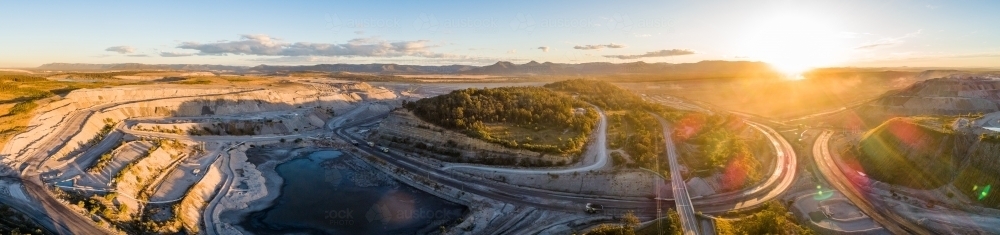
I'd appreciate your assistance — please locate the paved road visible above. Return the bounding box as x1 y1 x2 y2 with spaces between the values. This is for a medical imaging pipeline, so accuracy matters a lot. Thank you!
334 115 663 217
442 107 609 174
813 130 932 235
691 121 798 213
354 107 799 220
203 146 235 235
22 177 110 235
654 115 700 235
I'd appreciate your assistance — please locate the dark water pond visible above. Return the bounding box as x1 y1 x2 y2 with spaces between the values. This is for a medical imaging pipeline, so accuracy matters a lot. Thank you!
241 150 466 234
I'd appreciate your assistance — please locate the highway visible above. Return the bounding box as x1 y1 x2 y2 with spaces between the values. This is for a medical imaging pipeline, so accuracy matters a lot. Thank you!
654 115 700 235
691 121 798 213
338 107 801 227
22 177 111 234
647 95 800 214
813 130 932 235
333 115 662 216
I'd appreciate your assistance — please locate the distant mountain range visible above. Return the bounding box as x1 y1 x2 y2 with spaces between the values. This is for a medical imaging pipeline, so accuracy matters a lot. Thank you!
36 63 249 71
36 60 779 78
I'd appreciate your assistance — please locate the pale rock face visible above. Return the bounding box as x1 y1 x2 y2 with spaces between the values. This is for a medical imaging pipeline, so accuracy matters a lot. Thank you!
871 77 1000 116
1 82 395 171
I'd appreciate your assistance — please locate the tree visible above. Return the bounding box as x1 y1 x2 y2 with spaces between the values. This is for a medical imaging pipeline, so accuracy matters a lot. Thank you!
622 211 640 229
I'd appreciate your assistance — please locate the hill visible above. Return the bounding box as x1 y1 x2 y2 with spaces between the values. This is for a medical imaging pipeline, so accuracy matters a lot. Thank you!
867 75 1000 116
846 116 1000 208
249 60 781 79
250 63 476 74
849 117 968 189
464 60 779 78
404 86 599 154
545 79 685 171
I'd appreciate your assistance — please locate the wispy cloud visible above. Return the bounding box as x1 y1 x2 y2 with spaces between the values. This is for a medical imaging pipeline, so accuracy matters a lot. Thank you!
854 29 922 50
537 46 549 52
105 46 136 54
175 34 455 58
603 49 695 60
160 52 195 57
126 54 150 57
573 43 626 50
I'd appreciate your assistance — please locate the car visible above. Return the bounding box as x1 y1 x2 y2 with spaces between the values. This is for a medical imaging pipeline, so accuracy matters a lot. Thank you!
585 203 604 214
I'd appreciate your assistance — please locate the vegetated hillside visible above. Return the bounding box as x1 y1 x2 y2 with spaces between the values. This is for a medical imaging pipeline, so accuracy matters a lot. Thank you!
714 201 816 235
846 116 1000 208
545 79 681 171
955 134 1000 208
0 74 115 148
674 113 768 191
49 71 147 80
404 86 599 154
0 203 47 234
848 117 969 189
544 79 670 113
605 111 665 169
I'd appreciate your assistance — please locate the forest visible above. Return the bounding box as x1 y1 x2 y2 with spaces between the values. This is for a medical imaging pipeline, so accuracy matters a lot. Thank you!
405 86 599 154
544 79 666 113
546 79 683 171
606 111 666 171
675 113 764 190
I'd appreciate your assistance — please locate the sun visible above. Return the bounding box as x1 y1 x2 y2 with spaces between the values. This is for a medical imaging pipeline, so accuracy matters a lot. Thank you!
736 11 847 79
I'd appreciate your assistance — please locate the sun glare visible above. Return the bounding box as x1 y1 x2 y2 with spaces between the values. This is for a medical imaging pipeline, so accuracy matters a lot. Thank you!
737 11 846 79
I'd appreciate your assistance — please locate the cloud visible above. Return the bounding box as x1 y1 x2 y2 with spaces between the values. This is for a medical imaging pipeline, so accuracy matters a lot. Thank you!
603 49 695 60
537 46 549 52
507 49 517 54
126 54 150 57
854 29 922 50
175 34 453 58
573 43 626 50
160 52 195 57
105 46 136 54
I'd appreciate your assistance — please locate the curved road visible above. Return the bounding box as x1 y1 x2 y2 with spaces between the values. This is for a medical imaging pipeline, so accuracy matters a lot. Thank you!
692 121 798 213
813 130 932 235
334 115 662 216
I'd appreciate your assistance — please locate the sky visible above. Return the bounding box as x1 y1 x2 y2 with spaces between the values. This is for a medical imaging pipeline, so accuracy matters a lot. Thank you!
1 0 998 71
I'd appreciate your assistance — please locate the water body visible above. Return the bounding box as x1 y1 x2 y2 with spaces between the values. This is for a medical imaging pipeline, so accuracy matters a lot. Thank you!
242 150 466 235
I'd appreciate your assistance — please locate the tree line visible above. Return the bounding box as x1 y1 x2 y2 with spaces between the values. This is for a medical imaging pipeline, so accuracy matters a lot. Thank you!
543 79 671 114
